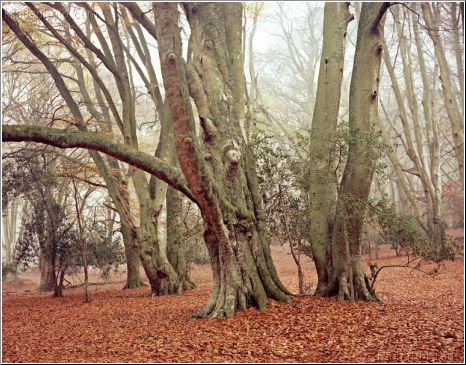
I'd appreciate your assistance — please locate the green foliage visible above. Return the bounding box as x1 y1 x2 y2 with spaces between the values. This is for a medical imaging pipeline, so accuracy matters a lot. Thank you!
87 223 126 280
14 200 80 272
251 117 454 266
3 149 125 282
251 127 310 248
369 197 455 263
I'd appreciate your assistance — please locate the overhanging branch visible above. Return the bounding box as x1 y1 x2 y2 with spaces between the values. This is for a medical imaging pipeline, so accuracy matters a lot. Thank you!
2 125 197 204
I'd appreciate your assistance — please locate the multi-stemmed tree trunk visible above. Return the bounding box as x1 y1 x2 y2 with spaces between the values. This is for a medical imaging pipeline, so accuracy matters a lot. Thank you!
3 1 402 311
324 3 389 301
153 2 291 317
306 2 354 295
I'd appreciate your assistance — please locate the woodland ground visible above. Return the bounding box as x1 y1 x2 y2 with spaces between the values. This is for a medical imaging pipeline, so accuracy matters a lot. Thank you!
2 231 464 363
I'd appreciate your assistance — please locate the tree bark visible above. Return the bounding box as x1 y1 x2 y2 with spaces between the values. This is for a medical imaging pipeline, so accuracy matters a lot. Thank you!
120 221 145 289
153 2 290 317
167 186 195 291
38 250 56 292
450 3 464 116
307 2 353 295
2 196 19 268
325 3 389 301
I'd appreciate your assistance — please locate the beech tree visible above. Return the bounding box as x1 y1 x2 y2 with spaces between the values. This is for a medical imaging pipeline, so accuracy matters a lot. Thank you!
324 3 390 300
3 1 462 316
422 3 464 189
152 2 291 317
380 4 444 245
306 2 354 295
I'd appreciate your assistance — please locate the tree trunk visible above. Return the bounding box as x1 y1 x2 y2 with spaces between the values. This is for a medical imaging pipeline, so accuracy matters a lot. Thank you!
38 246 55 292
2 196 19 266
167 186 195 291
451 3 465 115
120 221 146 289
381 6 441 241
154 2 291 317
422 4 464 189
428 66 444 246
307 2 353 295
53 268 65 298
324 3 389 301
135 226 182 296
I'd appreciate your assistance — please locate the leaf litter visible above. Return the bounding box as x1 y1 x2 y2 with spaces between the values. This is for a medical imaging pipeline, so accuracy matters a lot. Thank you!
2 244 464 363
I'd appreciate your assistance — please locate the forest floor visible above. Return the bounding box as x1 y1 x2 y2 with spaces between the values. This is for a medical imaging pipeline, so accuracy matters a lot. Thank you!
2 232 464 363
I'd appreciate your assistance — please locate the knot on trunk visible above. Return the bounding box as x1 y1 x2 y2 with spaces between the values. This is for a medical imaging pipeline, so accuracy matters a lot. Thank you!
223 148 241 176
157 266 170 279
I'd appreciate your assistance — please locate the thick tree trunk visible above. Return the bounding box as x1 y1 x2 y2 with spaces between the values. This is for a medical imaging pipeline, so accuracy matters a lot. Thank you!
122 210 181 295
307 3 353 295
154 2 290 317
136 227 181 296
324 3 389 301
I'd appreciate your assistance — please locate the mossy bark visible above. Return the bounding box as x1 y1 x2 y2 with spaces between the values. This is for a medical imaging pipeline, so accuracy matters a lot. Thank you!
154 2 291 317
136 226 181 296
120 222 146 289
324 3 389 301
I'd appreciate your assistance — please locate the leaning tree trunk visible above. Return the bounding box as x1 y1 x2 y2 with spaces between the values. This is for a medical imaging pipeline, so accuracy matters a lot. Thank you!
307 2 353 295
154 2 290 318
381 8 439 242
324 3 389 301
